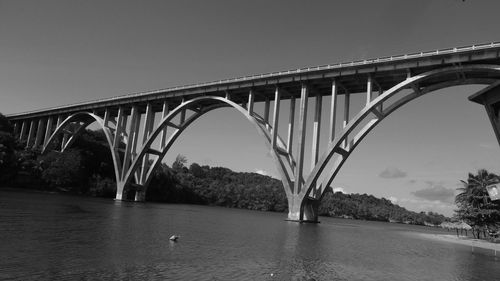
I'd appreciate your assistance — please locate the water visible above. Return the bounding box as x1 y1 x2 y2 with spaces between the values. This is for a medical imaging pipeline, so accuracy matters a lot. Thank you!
1 189 500 281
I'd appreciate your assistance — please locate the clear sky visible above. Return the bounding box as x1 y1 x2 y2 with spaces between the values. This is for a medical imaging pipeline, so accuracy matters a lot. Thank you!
1 0 499 216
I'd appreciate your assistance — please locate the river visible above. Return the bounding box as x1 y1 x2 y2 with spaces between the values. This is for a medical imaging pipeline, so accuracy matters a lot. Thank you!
1 189 499 281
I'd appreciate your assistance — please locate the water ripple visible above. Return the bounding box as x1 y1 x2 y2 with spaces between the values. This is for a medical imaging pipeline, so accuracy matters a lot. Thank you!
1 190 500 281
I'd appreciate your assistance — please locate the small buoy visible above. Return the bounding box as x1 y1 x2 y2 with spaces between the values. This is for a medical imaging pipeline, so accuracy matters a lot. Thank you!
270 273 274 277
169 235 180 242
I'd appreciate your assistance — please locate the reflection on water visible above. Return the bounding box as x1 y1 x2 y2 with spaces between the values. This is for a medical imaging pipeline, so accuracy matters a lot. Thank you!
1 189 499 281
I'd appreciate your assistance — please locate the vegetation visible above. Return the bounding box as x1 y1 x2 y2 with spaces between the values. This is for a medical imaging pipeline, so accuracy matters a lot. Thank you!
145 157 288 211
145 155 447 224
454 169 500 239
0 113 18 183
0 113 116 196
319 189 447 225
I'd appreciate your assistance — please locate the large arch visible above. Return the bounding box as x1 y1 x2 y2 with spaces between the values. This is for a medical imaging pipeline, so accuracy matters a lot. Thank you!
119 96 296 201
301 64 500 208
42 112 123 185
37 64 500 222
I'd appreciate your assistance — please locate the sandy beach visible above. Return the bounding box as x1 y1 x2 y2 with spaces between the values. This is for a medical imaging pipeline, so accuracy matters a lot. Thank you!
416 233 500 252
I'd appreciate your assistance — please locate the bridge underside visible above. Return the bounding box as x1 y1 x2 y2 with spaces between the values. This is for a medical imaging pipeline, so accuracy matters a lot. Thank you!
8 43 500 222
469 82 500 147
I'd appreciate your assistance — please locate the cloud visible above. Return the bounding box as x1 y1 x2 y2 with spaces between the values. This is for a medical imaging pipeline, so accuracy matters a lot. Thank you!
379 167 407 179
397 197 456 216
479 143 497 150
254 169 269 176
332 187 346 194
408 179 417 184
412 184 455 203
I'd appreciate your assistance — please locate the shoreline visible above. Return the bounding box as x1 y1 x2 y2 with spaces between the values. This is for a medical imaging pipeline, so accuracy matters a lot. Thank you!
0 187 446 226
415 233 500 251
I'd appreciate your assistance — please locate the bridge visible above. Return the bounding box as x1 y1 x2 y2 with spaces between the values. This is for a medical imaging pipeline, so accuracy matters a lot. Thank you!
6 42 500 222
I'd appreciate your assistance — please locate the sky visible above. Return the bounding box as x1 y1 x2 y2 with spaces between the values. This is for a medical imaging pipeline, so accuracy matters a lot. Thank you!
1 0 500 216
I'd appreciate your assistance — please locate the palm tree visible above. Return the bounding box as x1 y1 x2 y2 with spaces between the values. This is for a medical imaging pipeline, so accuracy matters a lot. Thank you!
455 169 500 238
456 170 497 207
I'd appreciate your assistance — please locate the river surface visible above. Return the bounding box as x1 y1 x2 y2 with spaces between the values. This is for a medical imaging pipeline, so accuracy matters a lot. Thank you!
1 189 500 281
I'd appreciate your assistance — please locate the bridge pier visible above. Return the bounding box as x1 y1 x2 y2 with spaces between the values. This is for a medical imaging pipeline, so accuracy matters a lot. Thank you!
115 182 126 201
115 181 136 201
116 180 147 202
134 189 146 202
287 195 319 223
115 184 136 202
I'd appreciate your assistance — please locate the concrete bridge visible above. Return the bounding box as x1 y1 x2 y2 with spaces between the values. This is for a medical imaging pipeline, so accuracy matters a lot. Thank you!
7 42 500 222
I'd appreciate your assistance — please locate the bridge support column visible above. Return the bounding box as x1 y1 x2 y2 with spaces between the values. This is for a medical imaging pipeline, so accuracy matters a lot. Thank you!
122 106 139 176
115 181 132 201
329 79 338 142
285 83 320 223
287 96 295 154
135 187 146 202
287 195 319 223
115 182 124 201
302 197 320 222
469 84 500 147
19 120 27 142
264 97 270 131
366 74 373 106
248 89 255 114
113 107 127 201
26 120 36 149
294 83 309 194
159 101 169 149
43 117 54 147
271 87 280 148
13 122 19 137
135 103 155 202
34 118 46 148
311 94 322 168
342 90 350 148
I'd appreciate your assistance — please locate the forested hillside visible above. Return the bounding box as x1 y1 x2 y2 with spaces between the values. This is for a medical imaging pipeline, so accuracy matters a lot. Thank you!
148 154 448 225
319 191 447 225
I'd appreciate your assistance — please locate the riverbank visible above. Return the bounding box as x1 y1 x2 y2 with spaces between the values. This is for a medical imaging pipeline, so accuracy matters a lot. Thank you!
416 233 500 252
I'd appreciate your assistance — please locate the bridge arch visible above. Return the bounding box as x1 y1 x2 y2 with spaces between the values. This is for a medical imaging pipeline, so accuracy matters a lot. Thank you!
42 112 122 185
301 64 500 209
119 96 295 202
34 64 500 222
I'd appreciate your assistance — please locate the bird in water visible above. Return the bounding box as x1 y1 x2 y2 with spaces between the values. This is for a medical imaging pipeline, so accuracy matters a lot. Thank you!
169 235 180 242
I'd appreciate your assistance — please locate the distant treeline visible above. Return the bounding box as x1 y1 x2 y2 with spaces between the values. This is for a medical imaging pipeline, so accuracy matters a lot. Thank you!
149 155 447 225
147 160 289 212
319 191 447 225
0 114 448 225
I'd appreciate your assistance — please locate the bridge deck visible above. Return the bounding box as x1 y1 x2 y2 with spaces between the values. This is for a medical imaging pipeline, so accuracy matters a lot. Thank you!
8 42 500 120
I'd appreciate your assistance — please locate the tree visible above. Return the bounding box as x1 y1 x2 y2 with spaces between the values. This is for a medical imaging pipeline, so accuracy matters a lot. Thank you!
72 129 115 181
172 154 187 172
455 169 500 238
189 162 204 178
40 149 84 189
0 113 17 184
0 113 13 134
